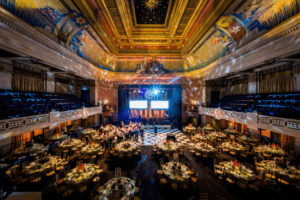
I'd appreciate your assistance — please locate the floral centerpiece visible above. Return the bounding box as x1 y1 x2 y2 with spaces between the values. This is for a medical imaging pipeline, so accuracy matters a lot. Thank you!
123 143 131 149
232 161 239 168
89 141 94 146
78 163 85 172
271 143 276 149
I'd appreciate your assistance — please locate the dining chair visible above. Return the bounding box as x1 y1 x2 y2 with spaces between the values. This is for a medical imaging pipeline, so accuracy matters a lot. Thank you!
199 193 208 200
22 160 29 169
170 179 179 191
237 177 249 191
180 158 186 165
57 152 62 158
244 162 253 170
131 172 138 183
168 155 173 162
121 171 127 177
217 157 223 164
107 171 114 180
277 174 291 185
55 173 66 194
133 188 143 200
64 165 70 175
181 179 190 191
159 158 164 168
89 158 95 164
135 178 141 195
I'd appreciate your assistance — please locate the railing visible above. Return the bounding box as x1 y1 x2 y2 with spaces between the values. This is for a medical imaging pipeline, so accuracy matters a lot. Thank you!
0 106 102 139
199 106 300 136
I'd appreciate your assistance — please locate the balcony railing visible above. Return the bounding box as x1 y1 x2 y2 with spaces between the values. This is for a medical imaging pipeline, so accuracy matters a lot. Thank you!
199 106 300 136
0 106 102 139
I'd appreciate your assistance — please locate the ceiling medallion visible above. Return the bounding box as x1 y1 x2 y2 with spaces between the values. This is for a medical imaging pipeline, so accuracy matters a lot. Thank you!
142 0 161 12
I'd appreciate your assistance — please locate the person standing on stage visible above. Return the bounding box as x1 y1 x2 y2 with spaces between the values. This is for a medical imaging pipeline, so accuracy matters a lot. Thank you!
123 127 129 140
121 121 125 128
128 125 133 139
117 126 123 142
140 123 144 138
133 123 139 140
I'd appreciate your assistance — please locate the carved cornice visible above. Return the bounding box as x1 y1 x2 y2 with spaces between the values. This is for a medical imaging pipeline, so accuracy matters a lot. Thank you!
0 61 13 74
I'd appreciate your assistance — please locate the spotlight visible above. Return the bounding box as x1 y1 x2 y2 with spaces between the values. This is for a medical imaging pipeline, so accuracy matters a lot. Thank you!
154 90 159 95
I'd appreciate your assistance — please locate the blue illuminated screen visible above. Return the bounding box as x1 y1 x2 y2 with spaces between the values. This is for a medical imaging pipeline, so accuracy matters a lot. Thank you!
151 101 169 109
129 101 148 109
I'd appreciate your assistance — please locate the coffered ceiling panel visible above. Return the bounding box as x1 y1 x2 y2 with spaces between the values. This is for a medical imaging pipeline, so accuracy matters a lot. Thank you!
73 0 231 56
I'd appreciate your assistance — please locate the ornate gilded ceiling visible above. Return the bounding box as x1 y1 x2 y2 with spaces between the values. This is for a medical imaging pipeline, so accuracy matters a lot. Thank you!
73 0 232 55
1 0 300 74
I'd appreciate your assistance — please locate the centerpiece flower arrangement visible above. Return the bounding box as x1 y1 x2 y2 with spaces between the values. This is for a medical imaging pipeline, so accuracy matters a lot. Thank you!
232 161 239 168
89 141 94 146
78 164 85 172
124 143 130 148
271 143 276 149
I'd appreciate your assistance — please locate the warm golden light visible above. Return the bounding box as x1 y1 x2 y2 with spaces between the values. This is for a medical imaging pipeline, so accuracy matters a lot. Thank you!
142 0 161 12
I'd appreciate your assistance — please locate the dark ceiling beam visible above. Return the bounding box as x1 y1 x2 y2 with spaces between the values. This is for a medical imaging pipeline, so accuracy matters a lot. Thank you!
15 61 51 71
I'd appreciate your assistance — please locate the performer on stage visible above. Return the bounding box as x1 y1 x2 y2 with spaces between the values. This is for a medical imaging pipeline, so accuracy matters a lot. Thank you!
140 122 144 137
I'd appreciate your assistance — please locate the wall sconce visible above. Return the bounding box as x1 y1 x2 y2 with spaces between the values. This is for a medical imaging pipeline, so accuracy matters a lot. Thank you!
104 100 108 105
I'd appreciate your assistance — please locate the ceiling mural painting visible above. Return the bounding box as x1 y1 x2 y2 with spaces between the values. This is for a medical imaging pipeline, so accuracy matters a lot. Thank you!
1 0 300 75
0 0 113 71
184 0 300 72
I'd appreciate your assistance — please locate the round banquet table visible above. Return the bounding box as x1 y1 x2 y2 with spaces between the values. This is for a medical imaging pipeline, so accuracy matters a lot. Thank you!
91 134 105 143
98 177 136 200
58 139 82 149
202 126 215 133
193 142 215 154
81 128 97 136
115 141 138 154
161 161 193 181
194 134 215 142
80 143 102 155
23 156 64 175
238 136 259 143
64 163 101 185
258 160 300 180
49 134 68 142
210 132 227 139
158 141 179 155
217 161 256 180
12 143 44 156
223 129 242 135
219 142 246 152
254 145 286 156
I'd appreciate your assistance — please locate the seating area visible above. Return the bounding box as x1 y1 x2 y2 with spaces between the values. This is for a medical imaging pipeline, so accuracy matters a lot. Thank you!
209 92 300 119
1 124 300 200
209 94 261 112
0 90 91 120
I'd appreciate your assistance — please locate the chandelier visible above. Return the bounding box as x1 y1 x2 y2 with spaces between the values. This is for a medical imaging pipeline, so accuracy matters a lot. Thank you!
142 0 161 12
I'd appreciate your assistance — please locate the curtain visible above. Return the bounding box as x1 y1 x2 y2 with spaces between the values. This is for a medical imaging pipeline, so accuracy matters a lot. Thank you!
55 82 72 94
259 75 294 94
230 83 248 95
12 75 43 92
11 132 32 149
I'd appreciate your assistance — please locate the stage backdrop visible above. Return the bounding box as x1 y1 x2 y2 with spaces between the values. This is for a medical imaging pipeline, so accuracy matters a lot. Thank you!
118 85 182 124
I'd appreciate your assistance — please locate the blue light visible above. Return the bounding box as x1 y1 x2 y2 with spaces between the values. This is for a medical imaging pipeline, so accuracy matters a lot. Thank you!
154 90 159 95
